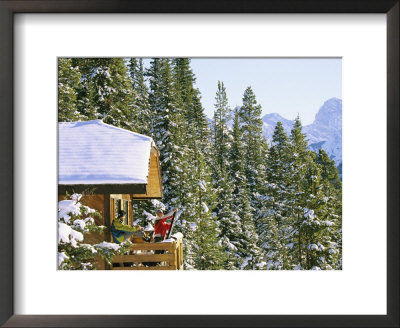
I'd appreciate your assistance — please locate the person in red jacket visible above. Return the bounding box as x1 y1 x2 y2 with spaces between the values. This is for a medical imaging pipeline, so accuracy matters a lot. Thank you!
142 208 177 267
153 208 177 242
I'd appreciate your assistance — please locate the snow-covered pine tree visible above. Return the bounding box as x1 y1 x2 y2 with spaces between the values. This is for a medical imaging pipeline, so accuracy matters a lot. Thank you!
58 193 130 270
212 81 232 172
128 58 151 135
238 87 268 254
286 116 325 269
147 59 186 208
300 153 329 270
316 149 342 269
71 58 139 131
238 87 268 202
96 58 139 131
58 58 82 122
211 81 241 269
170 59 225 270
70 58 97 121
229 108 264 269
258 122 292 269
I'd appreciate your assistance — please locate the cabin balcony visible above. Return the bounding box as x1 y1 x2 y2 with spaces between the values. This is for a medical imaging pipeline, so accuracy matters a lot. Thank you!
111 233 184 270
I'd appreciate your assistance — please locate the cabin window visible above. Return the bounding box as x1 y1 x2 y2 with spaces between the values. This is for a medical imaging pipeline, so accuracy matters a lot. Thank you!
114 199 121 219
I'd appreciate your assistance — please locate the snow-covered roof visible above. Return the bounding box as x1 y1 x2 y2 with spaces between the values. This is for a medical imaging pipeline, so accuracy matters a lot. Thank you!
59 120 155 185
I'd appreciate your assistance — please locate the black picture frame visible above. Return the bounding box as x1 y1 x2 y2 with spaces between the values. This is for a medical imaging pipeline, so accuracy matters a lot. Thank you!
0 1 398 327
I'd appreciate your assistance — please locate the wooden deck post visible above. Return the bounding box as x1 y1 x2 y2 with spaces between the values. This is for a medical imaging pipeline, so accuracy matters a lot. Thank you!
180 240 184 268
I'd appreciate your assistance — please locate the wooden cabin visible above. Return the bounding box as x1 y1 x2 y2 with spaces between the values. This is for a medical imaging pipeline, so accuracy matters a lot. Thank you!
58 120 183 270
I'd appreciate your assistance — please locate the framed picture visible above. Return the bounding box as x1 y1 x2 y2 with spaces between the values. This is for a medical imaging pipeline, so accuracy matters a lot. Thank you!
1 1 398 327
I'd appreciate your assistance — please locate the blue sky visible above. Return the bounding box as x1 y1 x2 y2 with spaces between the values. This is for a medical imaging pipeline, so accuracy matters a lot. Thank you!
143 58 342 125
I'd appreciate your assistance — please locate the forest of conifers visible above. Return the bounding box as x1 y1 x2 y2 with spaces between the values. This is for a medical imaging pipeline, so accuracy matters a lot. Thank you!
58 58 342 270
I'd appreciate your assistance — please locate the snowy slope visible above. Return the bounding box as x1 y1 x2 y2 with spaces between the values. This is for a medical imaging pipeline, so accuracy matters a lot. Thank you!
303 98 342 164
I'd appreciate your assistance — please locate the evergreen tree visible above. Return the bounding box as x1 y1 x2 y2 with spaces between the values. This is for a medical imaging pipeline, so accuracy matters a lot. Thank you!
316 149 342 269
69 58 97 121
128 58 151 135
286 116 311 269
213 81 232 171
58 193 130 270
285 116 340 270
229 108 264 269
170 59 225 269
71 58 139 131
258 122 292 269
238 87 268 200
58 58 82 122
147 58 185 209
212 81 241 269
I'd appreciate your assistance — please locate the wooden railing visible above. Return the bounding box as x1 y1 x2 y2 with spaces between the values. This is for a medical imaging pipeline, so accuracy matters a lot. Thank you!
111 234 183 270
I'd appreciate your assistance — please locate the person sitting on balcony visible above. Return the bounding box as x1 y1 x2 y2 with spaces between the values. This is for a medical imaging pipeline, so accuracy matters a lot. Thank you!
153 208 178 243
142 208 178 267
111 210 149 244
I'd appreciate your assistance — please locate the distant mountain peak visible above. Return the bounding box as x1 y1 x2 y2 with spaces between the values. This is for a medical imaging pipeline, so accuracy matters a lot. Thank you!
208 98 342 166
262 98 342 165
263 113 294 126
313 98 342 130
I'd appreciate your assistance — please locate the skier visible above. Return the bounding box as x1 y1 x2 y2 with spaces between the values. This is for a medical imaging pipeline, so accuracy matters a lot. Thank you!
111 210 149 243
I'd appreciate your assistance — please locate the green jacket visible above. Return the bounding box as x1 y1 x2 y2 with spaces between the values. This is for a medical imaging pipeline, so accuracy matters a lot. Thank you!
112 219 141 232
111 219 141 244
